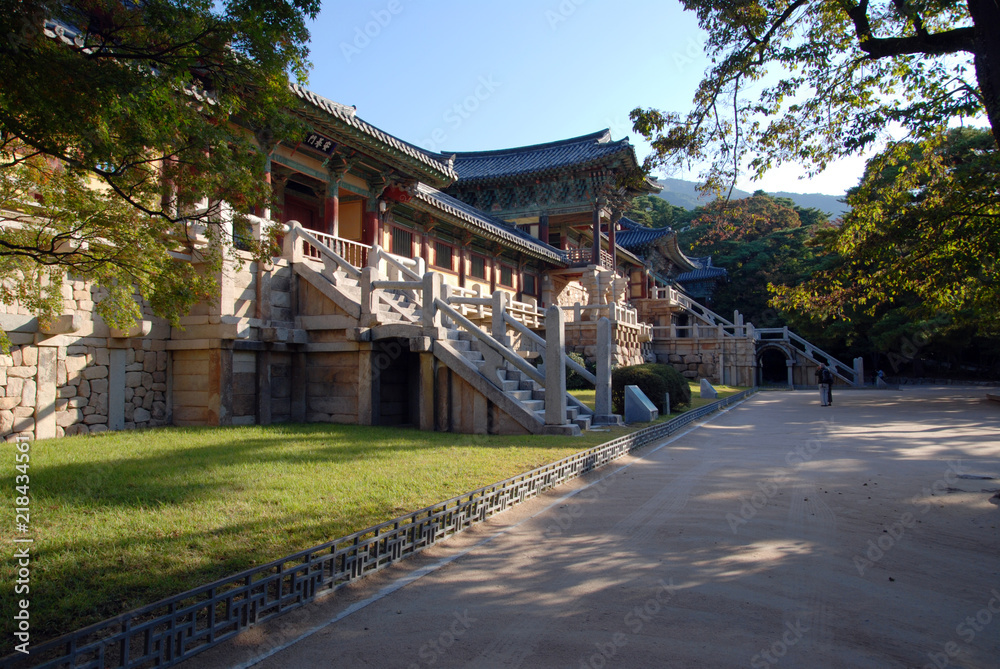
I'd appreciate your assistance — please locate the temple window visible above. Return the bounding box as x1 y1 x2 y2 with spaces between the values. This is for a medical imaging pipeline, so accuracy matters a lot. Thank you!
470 254 486 280
390 226 413 258
523 273 537 296
500 264 514 287
433 241 454 271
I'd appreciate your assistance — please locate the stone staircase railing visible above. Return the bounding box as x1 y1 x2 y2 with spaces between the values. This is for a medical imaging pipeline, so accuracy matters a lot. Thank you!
281 221 607 433
755 327 862 386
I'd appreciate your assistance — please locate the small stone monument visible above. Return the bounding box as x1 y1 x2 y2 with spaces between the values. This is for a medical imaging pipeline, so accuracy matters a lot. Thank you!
700 378 718 399
624 385 658 423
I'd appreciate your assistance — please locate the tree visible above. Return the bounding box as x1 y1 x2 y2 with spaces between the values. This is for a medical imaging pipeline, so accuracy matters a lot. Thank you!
625 194 695 228
0 0 319 334
678 192 832 327
630 1 1000 189
771 127 1000 335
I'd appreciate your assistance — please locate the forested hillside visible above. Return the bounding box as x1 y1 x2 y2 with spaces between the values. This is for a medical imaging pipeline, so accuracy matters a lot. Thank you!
628 187 1000 381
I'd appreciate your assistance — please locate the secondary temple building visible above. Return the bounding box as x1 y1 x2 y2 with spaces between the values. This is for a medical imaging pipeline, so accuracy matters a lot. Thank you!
0 85 858 441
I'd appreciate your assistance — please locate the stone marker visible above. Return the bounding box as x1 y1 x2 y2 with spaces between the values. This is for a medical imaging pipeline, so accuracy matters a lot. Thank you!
663 392 671 417
700 378 718 399
624 385 658 423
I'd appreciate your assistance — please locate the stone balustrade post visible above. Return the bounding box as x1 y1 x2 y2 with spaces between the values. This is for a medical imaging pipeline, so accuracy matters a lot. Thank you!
423 272 441 329
492 290 508 346
595 317 613 420
282 220 303 263
360 266 378 327
544 305 567 426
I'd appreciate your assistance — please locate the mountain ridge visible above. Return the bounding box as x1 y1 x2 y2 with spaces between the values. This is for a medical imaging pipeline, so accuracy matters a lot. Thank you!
653 177 850 218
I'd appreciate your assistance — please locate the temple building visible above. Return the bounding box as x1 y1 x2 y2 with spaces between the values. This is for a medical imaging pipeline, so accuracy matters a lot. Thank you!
0 85 792 442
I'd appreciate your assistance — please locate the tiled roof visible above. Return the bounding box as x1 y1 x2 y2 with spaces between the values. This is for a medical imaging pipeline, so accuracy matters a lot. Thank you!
616 217 673 251
615 217 699 272
676 266 728 283
445 130 636 183
413 184 567 264
290 85 458 182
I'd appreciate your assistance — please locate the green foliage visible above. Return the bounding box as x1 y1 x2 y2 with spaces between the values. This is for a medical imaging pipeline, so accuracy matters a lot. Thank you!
0 156 220 331
565 351 595 390
631 1 998 191
611 363 691 414
0 0 317 333
677 192 833 327
771 128 1000 336
626 194 696 228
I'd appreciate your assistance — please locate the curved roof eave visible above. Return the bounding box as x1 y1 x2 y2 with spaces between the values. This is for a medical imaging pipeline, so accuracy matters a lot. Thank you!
412 184 568 266
289 85 458 186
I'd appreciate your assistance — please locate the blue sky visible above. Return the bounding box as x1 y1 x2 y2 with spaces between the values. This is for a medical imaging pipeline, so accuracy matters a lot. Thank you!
304 0 866 196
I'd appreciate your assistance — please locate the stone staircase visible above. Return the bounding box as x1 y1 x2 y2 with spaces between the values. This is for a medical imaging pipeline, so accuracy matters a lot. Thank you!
443 329 592 432
287 226 595 434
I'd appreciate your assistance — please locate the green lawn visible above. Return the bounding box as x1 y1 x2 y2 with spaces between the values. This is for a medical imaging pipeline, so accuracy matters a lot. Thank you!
0 421 647 645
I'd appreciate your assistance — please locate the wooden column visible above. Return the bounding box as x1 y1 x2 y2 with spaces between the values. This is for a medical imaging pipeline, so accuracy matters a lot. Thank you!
538 214 549 244
324 181 339 237
591 203 602 266
609 209 621 272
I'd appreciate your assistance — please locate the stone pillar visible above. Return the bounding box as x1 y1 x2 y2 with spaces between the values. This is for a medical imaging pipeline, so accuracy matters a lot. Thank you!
108 348 126 431
35 347 57 439
786 358 795 388
418 352 435 431
544 305 566 426
594 316 613 421
358 342 375 425
257 349 272 425
290 351 306 422
853 356 865 387
209 347 234 426
492 290 508 346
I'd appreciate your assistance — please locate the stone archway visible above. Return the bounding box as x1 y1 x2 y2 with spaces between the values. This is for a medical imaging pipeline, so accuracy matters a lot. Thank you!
757 344 792 386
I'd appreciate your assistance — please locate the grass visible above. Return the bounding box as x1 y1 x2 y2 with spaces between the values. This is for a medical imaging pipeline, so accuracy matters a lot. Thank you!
0 421 654 645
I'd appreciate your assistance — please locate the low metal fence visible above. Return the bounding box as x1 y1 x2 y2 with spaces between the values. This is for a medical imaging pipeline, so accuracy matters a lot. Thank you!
2 389 756 669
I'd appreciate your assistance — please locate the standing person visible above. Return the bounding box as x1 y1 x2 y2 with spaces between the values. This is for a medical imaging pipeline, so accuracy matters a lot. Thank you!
816 363 831 406
822 364 834 405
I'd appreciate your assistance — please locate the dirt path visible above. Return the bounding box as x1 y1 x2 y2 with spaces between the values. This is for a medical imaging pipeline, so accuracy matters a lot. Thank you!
194 388 1000 669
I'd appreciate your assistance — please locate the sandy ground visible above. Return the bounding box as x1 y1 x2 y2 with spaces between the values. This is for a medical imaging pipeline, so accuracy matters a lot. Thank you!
192 388 1000 669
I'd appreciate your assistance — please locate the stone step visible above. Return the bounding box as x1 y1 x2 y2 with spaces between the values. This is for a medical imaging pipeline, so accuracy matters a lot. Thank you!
500 379 520 392
574 415 592 431
520 399 544 412
450 340 472 352
507 389 533 401
462 351 484 363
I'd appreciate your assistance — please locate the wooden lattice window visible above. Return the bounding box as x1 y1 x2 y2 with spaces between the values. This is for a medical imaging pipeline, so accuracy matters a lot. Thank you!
391 226 413 258
523 274 537 296
500 265 514 287
434 242 453 270
470 254 486 280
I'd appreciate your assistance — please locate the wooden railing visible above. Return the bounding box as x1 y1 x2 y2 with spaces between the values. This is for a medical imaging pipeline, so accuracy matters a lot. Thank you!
565 247 614 270
301 229 369 269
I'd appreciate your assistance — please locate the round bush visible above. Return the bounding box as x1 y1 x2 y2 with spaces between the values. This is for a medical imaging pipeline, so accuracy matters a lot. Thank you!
611 363 691 414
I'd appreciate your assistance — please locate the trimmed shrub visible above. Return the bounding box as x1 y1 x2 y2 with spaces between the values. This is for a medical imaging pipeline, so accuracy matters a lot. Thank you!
611 363 691 414
565 351 595 390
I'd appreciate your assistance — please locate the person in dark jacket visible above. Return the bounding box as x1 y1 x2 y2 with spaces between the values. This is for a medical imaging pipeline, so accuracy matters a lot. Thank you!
816 364 833 406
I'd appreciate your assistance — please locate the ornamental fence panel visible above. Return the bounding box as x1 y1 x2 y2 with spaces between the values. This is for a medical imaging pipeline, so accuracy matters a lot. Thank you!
2 389 756 669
